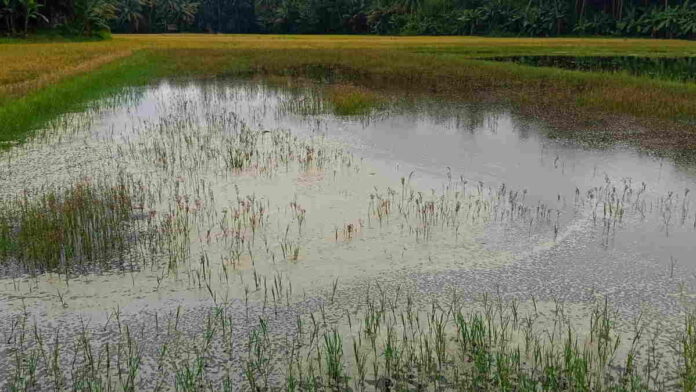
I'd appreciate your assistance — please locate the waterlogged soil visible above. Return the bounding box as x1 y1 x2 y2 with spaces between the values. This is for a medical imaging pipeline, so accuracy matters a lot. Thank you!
1 79 695 388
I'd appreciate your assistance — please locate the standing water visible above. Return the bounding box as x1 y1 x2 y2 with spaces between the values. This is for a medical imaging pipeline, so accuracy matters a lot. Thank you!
1 79 695 389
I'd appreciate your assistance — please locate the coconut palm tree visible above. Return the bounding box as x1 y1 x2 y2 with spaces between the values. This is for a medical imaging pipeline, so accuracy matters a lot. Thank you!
118 0 143 31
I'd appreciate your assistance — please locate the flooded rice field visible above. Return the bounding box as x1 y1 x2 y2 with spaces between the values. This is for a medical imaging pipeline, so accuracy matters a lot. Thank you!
1 79 696 390
486 56 696 83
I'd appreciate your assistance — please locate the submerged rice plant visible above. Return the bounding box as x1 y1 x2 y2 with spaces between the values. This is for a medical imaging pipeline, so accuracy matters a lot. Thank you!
0 178 154 273
1 292 689 391
2 76 696 392
327 84 385 116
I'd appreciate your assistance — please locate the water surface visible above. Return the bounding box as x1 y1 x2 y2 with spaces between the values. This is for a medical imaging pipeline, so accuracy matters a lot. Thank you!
1 79 695 388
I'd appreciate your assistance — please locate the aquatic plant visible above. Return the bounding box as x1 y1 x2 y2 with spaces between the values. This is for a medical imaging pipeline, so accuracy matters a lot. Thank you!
2 292 691 391
1 69 696 392
0 180 135 272
326 84 385 116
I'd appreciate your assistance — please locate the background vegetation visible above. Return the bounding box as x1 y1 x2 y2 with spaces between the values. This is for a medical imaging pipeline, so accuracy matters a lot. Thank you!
1 0 696 38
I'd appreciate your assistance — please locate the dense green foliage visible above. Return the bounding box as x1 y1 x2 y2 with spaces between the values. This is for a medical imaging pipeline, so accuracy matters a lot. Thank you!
1 0 695 37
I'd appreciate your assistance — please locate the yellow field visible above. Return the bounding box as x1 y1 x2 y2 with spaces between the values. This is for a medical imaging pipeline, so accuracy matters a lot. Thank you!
3 34 695 100
0 40 134 101
120 34 696 52
1 34 695 150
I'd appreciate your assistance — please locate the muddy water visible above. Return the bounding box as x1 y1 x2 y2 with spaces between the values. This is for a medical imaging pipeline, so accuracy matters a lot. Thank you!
157 80 696 281
1 79 695 387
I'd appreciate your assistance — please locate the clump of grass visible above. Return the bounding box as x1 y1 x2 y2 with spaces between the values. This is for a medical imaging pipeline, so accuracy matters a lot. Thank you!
326 84 385 116
0 180 134 272
0 221 14 255
682 311 696 391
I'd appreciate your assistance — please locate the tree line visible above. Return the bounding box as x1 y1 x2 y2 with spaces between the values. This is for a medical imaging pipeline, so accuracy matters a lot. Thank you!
1 0 695 38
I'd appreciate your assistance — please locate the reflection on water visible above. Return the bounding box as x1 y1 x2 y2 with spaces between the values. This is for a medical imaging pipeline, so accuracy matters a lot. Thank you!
184 80 696 265
4 79 696 301
1 79 696 388
486 55 696 82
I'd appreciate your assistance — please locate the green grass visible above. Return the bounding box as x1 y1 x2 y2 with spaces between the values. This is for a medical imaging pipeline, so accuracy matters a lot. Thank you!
0 50 164 144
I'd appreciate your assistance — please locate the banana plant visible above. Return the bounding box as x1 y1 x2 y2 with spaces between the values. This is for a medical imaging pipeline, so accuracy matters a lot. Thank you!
18 0 46 35
74 0 117 35
676 0 696 37
1 0 15 35
458 8 484 35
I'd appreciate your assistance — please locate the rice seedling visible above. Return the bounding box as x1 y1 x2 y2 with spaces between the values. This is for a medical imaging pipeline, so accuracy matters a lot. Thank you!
0 179 135 272
1 59 696 392
2 289 689 392
326 84 386 116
